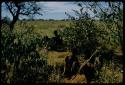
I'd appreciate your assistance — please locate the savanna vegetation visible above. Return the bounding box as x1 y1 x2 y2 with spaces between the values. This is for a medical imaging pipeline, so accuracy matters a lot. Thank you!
1 1 123 84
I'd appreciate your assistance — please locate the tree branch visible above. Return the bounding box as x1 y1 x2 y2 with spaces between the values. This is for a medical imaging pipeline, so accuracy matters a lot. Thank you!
19 12 30 15
71 47 101 80
78 47 101 73
5 2 14 17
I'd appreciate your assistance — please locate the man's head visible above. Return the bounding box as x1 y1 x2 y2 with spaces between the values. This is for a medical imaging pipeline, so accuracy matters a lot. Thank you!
54 30 58 36
71 47 77 55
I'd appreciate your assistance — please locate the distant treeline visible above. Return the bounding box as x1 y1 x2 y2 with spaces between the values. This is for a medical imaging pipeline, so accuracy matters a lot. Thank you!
20 18 71 21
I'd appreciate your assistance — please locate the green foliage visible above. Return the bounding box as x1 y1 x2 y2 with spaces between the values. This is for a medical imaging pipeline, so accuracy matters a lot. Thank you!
59 6 99 55
1 2 123 83
97 61 123 83
58 2 123 83
1 19 52 84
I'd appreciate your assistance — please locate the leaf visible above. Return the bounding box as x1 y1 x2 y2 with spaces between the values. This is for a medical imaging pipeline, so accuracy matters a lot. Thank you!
93 9 97 14
78 3 82 7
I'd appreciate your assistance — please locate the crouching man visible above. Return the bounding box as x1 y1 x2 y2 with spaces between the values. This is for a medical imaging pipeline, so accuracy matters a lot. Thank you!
64 48 80 79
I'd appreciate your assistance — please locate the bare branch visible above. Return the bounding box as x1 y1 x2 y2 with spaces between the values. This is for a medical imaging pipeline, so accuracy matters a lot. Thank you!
5 2 14 17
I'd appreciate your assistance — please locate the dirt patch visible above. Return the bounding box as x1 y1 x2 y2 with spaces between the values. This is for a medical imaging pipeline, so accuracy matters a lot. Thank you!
64 74 87 83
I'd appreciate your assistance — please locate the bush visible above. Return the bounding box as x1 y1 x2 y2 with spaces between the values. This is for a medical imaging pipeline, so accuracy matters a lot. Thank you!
1 19 52 84
97 61 123 83
59 18 98 56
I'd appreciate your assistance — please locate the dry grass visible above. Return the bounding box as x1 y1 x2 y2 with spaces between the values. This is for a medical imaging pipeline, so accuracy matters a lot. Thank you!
37 42 123 83
64 74 87 83
15 20 71 37
47 51 72 66
47 51 88 83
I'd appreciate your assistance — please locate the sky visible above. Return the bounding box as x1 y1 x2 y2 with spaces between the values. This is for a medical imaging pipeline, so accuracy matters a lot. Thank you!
2 2 80 20
1 1 114 20
34 2 80 20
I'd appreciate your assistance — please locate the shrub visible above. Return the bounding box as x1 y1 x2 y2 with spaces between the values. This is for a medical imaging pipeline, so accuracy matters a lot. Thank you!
59 19 98 56
1 20 52 84
96 61 123 83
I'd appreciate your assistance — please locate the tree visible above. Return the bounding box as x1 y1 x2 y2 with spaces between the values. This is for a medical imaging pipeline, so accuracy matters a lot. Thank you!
1 1 44 83
2 1 43 62
4 1 42 32
61 2 98 55
82 2 123 52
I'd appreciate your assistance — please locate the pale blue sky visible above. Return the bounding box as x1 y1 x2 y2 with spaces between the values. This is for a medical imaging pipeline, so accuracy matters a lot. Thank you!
2 1 121 20
2 2 79 20
33 2 79 20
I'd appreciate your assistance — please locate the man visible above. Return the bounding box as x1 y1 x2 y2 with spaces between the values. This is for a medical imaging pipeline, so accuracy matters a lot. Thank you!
64 48 80 79
53 30 63 50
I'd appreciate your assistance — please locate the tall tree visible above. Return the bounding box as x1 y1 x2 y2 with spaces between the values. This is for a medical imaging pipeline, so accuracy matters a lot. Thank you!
4 1 42 32
1 1 43 83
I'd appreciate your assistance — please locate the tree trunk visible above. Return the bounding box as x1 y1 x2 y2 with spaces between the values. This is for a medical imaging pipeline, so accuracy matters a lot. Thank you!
9 16 18 32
